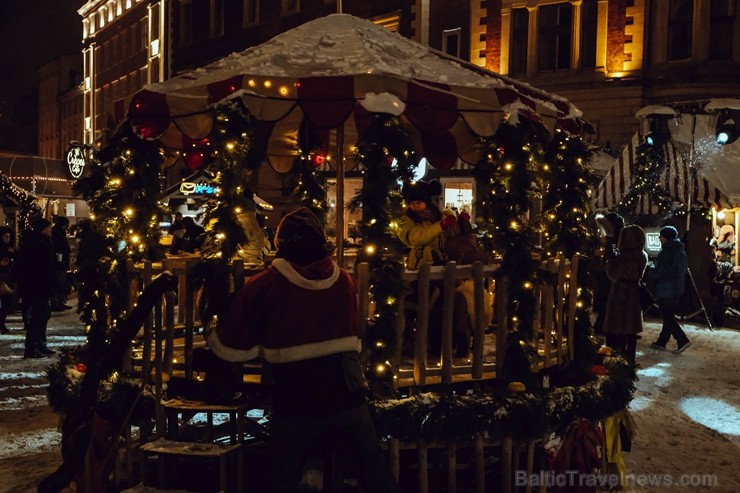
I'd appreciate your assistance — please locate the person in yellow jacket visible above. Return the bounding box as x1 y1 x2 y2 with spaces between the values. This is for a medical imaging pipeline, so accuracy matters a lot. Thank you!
396 180 457 269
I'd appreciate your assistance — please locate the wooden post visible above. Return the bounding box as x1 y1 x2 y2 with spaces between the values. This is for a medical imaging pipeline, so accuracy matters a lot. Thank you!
442 262 456 385
389 438 400 480
474 434 485 493
447 441 457 493
495 277 509 375
502 436 513 493
414 265 431 386
472 261 485 379
418 440 429 493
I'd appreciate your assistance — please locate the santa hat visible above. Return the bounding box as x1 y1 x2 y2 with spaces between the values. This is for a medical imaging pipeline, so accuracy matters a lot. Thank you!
275 208 333 265
276 208 326 246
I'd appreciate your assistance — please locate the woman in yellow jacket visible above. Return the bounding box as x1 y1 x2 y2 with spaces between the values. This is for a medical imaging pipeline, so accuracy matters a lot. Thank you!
397 180 456 269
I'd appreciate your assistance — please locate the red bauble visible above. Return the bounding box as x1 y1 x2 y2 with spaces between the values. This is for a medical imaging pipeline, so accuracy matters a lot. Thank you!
590 364 607 376
75 363 88 373
311 153 326 167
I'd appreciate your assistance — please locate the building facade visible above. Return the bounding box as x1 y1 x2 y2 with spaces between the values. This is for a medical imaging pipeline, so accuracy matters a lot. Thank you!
482 0 740 148
38 54 84 159
78 0 170 147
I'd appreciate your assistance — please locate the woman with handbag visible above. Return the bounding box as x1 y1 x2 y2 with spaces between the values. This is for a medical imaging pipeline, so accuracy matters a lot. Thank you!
602 224 648 364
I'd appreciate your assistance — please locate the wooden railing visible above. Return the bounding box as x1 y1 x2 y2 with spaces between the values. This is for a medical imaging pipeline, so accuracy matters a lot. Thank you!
119 254 580 492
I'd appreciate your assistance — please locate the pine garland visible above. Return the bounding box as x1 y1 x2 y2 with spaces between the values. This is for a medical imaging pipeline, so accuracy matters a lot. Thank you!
291 119 330 223
616 141 673 222
349 114 418 397
199 102 263 261
541 129 598 258
370 354 636 443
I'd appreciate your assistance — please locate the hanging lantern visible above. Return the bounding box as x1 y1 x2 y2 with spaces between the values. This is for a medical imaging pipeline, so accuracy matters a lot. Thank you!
311 152 327 167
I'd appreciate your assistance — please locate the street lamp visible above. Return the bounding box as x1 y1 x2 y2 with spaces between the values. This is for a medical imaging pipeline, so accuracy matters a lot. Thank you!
705 99 740 146
635 105 679 147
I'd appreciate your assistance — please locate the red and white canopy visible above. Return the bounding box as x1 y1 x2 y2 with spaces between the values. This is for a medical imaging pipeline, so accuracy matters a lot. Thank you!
593 131 734 214
123 13 589 172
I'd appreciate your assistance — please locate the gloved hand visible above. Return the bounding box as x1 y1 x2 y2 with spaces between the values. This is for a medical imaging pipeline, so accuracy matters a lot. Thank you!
441 214 457 230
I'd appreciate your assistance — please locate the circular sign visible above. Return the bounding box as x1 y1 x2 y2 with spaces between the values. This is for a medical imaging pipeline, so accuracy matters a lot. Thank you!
65 145 87 179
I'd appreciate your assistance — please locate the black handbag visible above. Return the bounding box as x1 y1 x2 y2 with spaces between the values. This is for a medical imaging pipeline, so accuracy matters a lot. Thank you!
639 282 655 312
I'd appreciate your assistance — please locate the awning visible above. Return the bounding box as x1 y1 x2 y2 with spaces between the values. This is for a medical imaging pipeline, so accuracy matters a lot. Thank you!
120 14 590 172
593 131 734 213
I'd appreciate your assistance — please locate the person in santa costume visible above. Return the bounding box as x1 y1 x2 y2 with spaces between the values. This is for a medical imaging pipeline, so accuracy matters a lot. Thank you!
207 207 399 493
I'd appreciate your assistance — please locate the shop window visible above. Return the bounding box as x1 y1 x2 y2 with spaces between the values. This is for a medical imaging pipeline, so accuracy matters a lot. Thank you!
668 0 693 61
441 179 475 219
538 2 572 71
509 8 528 75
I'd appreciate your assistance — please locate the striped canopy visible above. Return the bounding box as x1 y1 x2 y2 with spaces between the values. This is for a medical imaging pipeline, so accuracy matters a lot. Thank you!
593 131 734 214
122 13 589 172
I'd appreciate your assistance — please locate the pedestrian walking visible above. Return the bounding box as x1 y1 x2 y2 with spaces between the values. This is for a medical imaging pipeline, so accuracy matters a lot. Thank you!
207 207 400 493
645 225 691 354
602 224 648 363
16 217 62 358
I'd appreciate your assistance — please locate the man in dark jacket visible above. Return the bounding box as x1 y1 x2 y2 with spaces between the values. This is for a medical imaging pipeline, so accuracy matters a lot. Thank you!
646 225 691 354
17 217 61 358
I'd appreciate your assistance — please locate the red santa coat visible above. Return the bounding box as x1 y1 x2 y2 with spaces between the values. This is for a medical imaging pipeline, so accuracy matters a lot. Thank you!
207 256 365 418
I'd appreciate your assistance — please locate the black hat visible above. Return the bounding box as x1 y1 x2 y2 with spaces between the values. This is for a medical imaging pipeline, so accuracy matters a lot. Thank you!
53 215 70 226
403 180 442 206
660 225 678 240
30 217 52 233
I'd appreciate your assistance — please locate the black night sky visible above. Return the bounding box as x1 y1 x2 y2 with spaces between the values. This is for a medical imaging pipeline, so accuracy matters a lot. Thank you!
0 0 83 153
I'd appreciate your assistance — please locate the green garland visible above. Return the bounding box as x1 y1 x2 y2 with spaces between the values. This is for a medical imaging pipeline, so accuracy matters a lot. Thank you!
291 118 329 223
46 345 156 426
541 128 598 258
199 102 263 261
347 114 419 397
370 354 635 443
72 124 167 340
616 140 673 223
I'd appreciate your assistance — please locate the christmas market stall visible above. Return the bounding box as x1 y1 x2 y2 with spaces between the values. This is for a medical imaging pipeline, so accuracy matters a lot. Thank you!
593 100 740 327
41 14 637 493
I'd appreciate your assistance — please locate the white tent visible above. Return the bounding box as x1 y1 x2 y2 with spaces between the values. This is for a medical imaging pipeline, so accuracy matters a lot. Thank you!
594 100 740 213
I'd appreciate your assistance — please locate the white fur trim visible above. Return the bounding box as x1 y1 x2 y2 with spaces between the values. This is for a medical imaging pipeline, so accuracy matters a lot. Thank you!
263 336 362 363
206 328 261 362
271 258 341 290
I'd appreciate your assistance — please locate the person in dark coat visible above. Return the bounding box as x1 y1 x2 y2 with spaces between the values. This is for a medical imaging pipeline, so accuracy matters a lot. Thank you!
16 217 62 358
50 216 72 311
602 224 648 363
0 226 17 334
593 212 625 334
645 225 691 354
207 207 400 493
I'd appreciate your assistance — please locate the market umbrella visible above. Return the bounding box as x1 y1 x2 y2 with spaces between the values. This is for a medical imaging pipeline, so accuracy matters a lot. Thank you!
122 13 589 260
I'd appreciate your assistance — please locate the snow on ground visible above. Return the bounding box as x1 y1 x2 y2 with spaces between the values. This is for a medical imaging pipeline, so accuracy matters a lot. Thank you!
1 301 738 492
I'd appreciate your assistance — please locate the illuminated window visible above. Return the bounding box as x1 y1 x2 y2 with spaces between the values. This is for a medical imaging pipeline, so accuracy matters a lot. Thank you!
443 28 461 58
243 0 259 26
441 179 475 219
538 3 572 71
210 0 225 37
668 0 692 61
281 0 299 15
